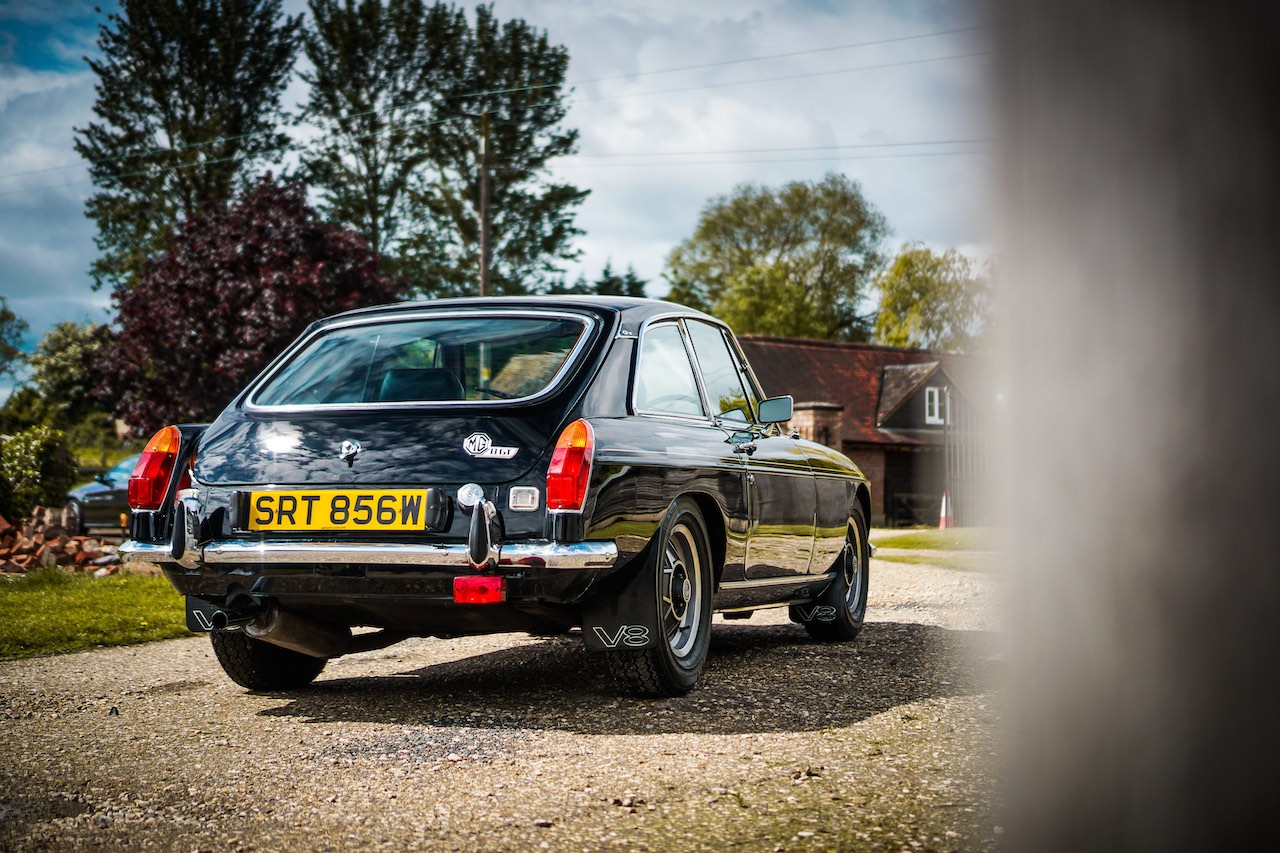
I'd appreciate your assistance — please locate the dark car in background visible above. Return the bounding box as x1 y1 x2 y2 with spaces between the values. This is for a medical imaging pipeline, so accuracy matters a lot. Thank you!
66 453 141 534
121 297 871 696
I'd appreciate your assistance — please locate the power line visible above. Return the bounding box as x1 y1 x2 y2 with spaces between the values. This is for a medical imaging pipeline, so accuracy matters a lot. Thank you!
0 24 985 184
528 150 993 170
459 25 984 99
561 139 994 159
570 51 989 105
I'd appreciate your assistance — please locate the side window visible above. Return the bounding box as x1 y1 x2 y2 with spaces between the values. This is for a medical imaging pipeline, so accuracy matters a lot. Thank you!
686 321 754 424
634 323 705 417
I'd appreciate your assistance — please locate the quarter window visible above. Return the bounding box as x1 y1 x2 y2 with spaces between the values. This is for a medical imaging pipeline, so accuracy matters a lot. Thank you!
634 323 704 417
686 321 754 424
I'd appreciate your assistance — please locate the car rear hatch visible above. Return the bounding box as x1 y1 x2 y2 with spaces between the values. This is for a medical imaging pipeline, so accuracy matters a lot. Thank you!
193 407 563 487
190 306 610 533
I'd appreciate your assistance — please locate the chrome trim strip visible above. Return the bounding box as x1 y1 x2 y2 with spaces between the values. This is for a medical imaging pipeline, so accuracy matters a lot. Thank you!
719 571 837 590
242 309 598 414
119 538 618 571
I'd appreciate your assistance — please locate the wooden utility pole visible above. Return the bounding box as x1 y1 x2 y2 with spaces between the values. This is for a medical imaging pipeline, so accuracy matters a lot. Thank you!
478 110 491 298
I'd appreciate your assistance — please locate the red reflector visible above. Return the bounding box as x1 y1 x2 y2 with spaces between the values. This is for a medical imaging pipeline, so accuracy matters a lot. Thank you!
546 419 594 511
454 575 505 604
128 425 182 511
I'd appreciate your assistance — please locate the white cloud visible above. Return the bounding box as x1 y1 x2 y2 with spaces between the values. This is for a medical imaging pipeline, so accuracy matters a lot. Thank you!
0 0 991 373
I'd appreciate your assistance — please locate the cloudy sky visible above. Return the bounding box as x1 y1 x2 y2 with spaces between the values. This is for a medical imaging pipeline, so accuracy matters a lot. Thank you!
0 0 991 395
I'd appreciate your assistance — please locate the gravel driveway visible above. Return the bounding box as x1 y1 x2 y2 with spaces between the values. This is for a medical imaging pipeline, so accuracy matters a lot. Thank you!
0 548 1003 852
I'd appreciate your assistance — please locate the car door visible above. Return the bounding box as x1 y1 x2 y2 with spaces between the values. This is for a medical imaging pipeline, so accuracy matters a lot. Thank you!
625 320 751 583
684 320 816 581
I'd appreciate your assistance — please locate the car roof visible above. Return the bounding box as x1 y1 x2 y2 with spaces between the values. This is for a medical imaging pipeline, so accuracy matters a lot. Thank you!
317 295 719 331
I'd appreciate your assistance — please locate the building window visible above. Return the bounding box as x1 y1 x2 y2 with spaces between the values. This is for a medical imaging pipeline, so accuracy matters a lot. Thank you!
925 386 946 425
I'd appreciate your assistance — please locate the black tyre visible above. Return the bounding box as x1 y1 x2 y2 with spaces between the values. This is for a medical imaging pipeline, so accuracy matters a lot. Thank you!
209 630 327 690
66 499 85 535
794 505 870 642
605 497 713 696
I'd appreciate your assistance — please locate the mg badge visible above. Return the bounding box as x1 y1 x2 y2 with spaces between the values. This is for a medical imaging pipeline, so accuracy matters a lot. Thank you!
338 439 362 467
462 432 518 459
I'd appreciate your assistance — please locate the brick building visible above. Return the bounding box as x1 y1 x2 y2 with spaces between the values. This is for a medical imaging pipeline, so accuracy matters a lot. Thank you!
738 336 996 527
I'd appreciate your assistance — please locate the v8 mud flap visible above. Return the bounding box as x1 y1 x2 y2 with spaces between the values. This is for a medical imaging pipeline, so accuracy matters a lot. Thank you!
184 595 258 632
580 559 660 651
185 596 223 632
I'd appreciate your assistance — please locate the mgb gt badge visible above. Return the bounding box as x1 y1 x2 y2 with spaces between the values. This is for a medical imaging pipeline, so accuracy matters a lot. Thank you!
463 432 518 459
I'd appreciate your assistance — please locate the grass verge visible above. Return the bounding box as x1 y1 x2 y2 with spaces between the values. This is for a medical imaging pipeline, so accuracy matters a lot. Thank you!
869 528 997 552
0 569 193 660
874 552 993 573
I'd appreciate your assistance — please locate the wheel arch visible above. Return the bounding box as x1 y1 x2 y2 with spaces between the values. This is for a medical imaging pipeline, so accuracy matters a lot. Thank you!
683 490 727 590
854 483 871 531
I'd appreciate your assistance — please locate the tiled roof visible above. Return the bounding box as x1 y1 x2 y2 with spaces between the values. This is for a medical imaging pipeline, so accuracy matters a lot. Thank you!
877 362 940 425
732 338 988 448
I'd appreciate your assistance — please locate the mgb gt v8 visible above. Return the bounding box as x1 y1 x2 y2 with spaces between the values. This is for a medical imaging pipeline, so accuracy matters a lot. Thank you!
122 297 871 696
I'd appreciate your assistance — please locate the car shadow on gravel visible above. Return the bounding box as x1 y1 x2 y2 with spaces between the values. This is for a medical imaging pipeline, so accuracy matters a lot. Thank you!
256 620 1000 736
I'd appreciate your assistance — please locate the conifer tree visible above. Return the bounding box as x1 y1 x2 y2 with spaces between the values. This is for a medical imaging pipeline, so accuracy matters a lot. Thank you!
74 0 301 292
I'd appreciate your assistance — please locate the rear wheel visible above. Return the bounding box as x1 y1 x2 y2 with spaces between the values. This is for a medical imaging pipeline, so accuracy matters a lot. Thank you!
209 630 327 690
795 506 870 642
605 497 713 696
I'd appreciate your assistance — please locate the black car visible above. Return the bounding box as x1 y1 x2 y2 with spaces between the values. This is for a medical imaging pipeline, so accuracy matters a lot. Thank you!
122 297 871 696
66 453 141 534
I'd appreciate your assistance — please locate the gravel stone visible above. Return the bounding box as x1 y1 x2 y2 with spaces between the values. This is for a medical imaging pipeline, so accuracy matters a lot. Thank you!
0 544 1003 851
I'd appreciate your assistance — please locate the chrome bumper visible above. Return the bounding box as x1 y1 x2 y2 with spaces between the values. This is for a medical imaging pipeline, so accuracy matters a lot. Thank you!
119 538 618 571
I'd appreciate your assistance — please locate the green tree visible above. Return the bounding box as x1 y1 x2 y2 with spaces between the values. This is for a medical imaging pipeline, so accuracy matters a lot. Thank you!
73 0 302 292
549 261 647 297
0 297 27 381
98 176 397 436
873 243 991 351
0 388 50 437
0 425 76 519
594 261 647 298
27 322 110 428
664 174 887 341
300 0 466 259
399 3 588 297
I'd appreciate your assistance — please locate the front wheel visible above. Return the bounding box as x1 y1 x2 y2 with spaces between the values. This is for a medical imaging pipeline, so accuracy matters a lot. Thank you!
793 506 870 642
605 497 713 696
209 630 327 690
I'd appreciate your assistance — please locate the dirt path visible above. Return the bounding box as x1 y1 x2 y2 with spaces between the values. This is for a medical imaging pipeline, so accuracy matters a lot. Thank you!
0 556 1003 852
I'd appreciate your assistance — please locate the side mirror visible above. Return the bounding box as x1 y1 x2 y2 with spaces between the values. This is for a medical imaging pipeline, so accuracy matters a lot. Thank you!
95 473 112 485
757 395 793 424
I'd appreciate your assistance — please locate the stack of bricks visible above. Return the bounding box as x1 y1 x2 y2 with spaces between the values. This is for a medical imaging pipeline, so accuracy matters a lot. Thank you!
0 507 122 576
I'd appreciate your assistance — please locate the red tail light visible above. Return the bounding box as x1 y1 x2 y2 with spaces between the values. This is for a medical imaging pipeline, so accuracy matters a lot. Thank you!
128 425 183 510
546 419 594 511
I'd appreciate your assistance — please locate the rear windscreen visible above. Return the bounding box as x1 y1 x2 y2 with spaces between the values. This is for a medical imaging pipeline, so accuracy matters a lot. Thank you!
251 315 589 406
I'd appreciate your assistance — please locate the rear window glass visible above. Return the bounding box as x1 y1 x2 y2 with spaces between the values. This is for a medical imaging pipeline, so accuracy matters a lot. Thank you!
252 315 588 406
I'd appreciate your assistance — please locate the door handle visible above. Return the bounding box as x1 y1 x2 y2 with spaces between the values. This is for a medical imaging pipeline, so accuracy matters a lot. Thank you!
732 441 756 455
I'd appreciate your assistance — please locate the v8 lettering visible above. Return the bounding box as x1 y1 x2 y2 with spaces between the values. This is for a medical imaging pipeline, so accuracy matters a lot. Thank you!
592 624 650 648
796 605 839 623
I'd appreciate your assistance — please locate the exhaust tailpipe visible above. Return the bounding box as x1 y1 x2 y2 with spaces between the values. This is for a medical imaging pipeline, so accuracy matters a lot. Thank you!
245 605 351 659
210 609 255 630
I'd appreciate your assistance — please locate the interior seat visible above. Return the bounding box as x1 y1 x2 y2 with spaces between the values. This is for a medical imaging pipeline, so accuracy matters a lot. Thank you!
376 368 465 402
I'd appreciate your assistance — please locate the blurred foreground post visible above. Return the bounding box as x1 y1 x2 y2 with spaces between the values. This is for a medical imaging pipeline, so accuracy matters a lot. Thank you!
998 2 1280 849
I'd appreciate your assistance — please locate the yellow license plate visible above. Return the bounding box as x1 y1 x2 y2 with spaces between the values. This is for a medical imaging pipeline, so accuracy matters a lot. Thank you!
247 489 432 531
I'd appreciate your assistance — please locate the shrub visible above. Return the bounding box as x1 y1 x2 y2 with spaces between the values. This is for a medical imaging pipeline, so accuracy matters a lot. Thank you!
0 425 77 519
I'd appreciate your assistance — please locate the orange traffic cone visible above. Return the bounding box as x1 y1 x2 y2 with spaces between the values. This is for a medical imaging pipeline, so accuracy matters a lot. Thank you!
939 490 950 530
